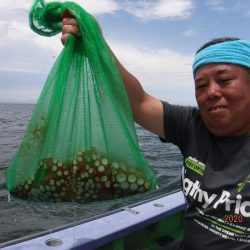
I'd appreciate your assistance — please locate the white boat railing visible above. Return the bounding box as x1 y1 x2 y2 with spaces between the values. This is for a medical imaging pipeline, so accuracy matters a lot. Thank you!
0 190 185 250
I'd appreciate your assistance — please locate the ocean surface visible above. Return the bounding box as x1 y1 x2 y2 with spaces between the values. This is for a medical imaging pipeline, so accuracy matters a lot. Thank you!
0 103 182 246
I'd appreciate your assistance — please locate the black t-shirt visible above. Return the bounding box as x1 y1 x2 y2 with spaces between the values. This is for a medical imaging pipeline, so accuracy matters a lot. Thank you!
162 102 250 250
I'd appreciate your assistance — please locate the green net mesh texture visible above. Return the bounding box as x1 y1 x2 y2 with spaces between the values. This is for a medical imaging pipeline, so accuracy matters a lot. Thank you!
6 0 158 203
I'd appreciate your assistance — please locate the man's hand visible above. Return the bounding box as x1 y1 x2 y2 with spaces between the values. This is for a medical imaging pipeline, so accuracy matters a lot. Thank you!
61 12 80 44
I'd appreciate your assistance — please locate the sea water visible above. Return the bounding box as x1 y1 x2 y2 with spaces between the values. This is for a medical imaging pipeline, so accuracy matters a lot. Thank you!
0 103 182 245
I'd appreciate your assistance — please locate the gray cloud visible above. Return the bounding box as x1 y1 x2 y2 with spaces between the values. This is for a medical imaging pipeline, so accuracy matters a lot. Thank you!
0 0 196 104
0 71 46 103
122 0 194 21
205 0 247 13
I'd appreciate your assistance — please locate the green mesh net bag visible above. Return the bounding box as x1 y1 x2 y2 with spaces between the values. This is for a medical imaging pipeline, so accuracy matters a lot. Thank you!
5 0 158 203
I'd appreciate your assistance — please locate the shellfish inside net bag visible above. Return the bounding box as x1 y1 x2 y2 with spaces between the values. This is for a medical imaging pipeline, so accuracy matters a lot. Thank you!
5 0 158 203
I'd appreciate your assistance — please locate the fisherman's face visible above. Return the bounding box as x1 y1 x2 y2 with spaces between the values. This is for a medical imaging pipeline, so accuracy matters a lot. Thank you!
194 64 250 137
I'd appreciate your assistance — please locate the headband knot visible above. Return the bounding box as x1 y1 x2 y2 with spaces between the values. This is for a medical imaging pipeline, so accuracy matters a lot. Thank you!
192 40 250 75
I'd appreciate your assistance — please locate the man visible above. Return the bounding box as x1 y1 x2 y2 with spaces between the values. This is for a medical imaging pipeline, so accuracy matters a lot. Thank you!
61 15 250 250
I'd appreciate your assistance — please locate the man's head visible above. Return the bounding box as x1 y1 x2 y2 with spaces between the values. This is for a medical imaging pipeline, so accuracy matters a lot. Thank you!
193 38 250 137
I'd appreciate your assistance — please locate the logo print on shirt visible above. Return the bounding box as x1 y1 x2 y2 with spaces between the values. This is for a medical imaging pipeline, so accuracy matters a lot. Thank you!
237 174 250 193
185 156 205 176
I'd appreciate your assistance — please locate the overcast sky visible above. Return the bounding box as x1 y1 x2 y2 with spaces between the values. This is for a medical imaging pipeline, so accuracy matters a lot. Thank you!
1 0 250 105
